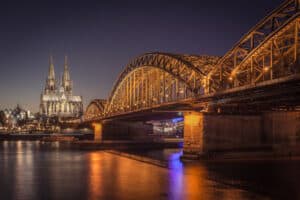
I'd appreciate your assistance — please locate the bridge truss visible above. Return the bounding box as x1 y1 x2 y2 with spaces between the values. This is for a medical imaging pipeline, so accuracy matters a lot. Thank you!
103 54 219 117
207 0 300 92
85 0 300 120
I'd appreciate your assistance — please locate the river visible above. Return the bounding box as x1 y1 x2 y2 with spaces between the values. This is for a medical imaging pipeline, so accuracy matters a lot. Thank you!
0 141 298 200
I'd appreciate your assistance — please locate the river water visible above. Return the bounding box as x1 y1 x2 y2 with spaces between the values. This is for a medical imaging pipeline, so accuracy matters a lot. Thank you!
0 141 298 200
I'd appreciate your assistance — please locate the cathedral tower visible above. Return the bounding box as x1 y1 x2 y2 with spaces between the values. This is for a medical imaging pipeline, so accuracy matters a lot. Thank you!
45 55 56 93
62 56 72 94
40 55 83 117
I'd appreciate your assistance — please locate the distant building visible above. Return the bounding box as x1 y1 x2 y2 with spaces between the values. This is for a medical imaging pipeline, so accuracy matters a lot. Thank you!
40 56 83 118
0 105 35 129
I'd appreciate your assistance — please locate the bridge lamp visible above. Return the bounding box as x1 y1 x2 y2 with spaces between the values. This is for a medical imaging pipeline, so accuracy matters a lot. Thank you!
143 101 146 104
263 67 270 72
229 71 237 81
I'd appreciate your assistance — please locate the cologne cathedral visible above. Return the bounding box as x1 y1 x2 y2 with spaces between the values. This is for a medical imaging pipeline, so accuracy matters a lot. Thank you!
40 56 83 118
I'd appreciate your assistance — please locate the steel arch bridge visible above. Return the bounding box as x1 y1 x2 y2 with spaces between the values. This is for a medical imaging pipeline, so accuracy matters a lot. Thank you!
84 0 300 121
85 99 107 117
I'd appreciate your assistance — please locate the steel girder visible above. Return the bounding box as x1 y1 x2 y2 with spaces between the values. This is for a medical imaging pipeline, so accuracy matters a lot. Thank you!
109 53 217 97
104 53 218 116
86 0 300 120
207 0 300 93
228 17 300 87
84 99 107 120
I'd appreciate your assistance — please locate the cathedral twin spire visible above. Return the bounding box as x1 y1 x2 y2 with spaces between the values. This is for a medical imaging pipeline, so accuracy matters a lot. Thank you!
41 55 83 117
46 55 72 94
48 56 55 81
62 56 72 92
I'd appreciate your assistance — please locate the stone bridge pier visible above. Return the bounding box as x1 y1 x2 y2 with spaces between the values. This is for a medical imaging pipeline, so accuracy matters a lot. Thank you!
182 111 300 159
92 120 153 141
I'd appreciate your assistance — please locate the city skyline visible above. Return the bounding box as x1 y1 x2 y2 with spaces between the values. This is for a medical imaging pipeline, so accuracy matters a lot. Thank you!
0 1 300 199
0 0 282 112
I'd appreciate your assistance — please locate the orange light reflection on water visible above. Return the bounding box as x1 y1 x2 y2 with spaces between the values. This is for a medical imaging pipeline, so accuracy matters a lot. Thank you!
88 152 103 200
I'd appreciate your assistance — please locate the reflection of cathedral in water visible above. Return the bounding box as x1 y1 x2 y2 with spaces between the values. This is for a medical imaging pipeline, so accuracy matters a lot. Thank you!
40 56 83 117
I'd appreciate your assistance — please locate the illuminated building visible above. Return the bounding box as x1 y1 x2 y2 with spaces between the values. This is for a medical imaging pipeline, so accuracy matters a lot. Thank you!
0 105 35 129
40 56 83 118
150 117 184 138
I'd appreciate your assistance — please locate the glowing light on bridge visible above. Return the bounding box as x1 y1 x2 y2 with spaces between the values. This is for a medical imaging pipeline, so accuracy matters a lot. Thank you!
92 123 102 141
184 112 202 127
84 0 300 121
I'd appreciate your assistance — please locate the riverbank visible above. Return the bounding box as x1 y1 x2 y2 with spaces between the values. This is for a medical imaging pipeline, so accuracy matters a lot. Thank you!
0 133 94 141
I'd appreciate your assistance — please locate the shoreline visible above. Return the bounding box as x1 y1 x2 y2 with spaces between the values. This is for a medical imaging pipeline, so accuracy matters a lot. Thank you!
0 133 94 141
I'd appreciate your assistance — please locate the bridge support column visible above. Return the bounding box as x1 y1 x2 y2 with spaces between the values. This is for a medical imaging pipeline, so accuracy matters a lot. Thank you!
263 111 300 155
92 123 103 141
182 111 205 160
182 112 265 160
182 110 300 160
100 121 153 140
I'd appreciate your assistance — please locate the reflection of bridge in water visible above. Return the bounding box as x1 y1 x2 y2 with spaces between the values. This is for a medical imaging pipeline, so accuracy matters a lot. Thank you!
82 0 300 159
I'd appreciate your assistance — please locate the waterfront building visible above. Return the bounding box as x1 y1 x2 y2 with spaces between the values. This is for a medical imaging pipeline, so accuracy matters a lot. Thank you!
40 56 83 118
150 117 184 138
0 105 35 129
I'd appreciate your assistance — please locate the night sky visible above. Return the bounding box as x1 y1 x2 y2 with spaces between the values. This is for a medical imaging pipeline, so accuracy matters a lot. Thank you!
0 0 283 112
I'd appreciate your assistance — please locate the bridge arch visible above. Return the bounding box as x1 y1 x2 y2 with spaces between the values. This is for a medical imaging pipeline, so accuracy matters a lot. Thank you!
86 1 300 119
104 53 219 116
85 99 107 119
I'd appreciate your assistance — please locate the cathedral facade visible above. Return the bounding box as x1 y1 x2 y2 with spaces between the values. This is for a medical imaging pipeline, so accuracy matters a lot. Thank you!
40 56 83 118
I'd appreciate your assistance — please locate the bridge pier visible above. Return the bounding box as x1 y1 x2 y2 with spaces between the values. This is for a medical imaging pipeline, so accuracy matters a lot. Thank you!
92 120 153 141
182 112 263 159
92 123 103 141
182 110 300 159
182 112 204 159
263 111 300 155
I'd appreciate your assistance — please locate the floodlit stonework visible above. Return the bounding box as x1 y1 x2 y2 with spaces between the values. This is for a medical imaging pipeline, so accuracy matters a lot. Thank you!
40 56 83 118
